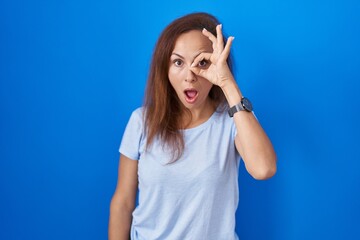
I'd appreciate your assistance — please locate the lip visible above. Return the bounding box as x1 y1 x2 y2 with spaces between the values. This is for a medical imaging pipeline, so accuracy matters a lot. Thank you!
184 88 199 104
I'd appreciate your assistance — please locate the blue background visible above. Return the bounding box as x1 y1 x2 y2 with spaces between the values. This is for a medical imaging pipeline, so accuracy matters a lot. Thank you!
1 0 359 239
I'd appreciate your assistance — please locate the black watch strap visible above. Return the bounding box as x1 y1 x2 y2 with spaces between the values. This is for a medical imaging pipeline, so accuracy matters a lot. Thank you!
228 97 253 117
228 102 245 117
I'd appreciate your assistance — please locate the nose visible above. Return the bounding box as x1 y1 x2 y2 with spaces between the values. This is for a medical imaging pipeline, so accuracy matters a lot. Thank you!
185 67 197 83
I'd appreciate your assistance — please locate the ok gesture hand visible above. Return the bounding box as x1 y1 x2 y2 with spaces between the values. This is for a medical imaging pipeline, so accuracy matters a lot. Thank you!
190 24 235 88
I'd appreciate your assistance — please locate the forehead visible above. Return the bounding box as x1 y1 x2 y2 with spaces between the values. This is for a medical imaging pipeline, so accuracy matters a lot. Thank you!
172 30 212 53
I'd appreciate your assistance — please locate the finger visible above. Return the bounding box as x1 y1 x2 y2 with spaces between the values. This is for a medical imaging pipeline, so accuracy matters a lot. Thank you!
219 36 234 62
189 65 204 77
216 24 224 51
190 66 211 81
202 28 218 52
202 28 217 43
190 52 213 80
190 52 212 68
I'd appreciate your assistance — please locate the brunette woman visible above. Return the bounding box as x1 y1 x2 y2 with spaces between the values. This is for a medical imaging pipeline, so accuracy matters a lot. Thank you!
109 12 276 240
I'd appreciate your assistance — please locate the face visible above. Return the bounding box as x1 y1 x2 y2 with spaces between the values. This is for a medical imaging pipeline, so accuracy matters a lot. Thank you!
168 30 213 112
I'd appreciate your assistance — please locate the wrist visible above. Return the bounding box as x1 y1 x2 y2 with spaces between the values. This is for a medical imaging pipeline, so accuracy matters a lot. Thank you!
220 79 243 106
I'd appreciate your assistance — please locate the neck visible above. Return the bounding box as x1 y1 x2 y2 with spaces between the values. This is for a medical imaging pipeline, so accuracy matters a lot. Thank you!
181 98 215 129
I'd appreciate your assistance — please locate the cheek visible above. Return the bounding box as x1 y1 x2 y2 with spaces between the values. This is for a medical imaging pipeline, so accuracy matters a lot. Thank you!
168 68 182 92
168 66 182 80
168 67 185 85
199 79 213 93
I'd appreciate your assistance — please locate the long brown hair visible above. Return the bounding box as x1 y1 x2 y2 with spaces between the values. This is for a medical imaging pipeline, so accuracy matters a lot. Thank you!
143 12 234 162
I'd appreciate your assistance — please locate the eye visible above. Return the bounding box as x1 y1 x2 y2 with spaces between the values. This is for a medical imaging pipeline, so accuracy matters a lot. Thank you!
173 59 183 67
198 59 209 68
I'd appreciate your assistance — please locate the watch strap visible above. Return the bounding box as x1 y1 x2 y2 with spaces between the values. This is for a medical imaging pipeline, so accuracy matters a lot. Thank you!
228 101 245 117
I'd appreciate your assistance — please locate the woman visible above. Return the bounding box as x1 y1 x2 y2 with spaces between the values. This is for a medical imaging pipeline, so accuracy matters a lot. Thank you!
109 12 277 240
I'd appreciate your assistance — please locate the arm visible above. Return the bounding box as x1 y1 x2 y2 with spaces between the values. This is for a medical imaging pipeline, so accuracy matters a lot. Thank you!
191 25 277 180
222 80 277 180
109 154 138 240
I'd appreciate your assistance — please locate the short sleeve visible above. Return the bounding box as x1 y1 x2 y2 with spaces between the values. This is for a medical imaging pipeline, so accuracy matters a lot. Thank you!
119 107 144 160
231 111 258 139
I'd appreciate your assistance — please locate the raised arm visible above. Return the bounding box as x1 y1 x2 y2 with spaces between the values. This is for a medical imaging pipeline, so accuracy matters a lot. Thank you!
221 81 277 180
190 24 277 180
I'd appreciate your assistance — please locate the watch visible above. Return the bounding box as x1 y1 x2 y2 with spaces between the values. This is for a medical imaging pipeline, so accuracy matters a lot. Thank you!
228 97 253 117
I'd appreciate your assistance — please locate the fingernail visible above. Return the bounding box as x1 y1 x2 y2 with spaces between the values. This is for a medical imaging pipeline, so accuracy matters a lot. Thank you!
203 28 207 32
219 24 222 29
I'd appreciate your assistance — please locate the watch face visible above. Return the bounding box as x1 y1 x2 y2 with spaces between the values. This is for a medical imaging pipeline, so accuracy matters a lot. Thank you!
242 97 253 111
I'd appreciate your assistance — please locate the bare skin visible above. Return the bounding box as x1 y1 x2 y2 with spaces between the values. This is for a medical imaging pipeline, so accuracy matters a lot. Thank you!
189 25 277 179
108 24 277 240
108 154 137 240
168 29 215 128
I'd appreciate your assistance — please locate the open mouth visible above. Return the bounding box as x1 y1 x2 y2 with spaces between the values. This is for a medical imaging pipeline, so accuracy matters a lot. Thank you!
184 89 198 103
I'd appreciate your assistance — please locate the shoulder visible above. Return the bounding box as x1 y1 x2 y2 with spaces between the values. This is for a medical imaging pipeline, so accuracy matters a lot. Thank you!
131 106 145 118
128 107 145 123
213 104 232 124
123 107 146 133
211 105 237 137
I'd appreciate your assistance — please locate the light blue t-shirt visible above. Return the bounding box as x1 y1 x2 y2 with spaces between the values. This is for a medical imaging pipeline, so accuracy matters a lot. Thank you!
119 107 241 240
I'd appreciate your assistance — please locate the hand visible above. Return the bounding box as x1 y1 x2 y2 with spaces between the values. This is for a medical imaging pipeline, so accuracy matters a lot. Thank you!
190 24 235 88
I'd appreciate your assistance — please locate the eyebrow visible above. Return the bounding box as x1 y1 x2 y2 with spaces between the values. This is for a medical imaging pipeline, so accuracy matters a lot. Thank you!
171 51 205 62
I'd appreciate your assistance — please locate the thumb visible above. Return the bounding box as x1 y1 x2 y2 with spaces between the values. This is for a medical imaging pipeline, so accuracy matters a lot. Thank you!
190 67 213 83
190 66 209 78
